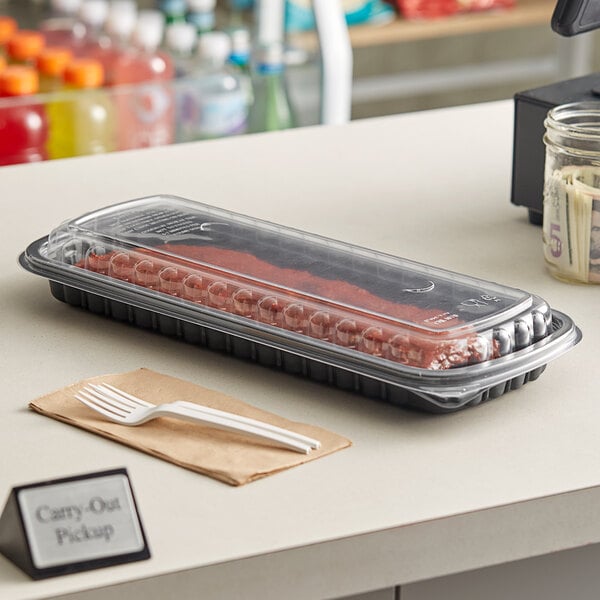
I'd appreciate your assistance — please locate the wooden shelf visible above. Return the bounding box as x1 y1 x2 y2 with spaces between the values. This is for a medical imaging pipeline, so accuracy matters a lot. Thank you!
290 0 555 50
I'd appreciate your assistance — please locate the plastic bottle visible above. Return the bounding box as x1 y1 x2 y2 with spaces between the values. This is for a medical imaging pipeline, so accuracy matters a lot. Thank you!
111 12 175 149
7 31 45 66
46 58 115 158
39 0 85 48
111 11 173 85
228 27 250 72
0 16 17 59
36 46 73 92
227 26 252 103
77 0 110 58
0 66 48 166
177 31 247 142
165 21 197 77
101 0 137 85
247 42 295 133
186 0 216 35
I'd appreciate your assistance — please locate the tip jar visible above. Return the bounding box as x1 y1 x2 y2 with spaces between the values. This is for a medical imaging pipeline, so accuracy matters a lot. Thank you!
543 101 600 284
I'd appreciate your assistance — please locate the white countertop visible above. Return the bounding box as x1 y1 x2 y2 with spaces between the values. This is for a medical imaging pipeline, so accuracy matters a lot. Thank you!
1 100 598 600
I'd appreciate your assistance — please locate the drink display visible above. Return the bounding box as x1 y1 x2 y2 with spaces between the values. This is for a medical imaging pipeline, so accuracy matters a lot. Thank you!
0 2 307 167
46 58 115 158
0 65 48 166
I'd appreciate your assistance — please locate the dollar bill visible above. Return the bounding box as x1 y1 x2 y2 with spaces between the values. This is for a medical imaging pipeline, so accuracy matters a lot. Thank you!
543 165 600 283
590 198 600 283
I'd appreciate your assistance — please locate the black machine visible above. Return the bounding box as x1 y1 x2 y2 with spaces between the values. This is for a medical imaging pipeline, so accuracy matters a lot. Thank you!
511 0 600 224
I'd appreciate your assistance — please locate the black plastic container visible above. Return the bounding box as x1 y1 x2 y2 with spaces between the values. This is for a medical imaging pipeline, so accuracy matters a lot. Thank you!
20 195 582 413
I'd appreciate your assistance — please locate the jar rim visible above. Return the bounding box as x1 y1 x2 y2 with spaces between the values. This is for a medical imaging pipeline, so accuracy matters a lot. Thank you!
545 101 600 140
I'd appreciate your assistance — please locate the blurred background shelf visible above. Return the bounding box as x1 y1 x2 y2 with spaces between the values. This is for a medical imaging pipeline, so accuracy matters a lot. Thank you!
287 0 599 122
292 0 557 49
2 0 600 142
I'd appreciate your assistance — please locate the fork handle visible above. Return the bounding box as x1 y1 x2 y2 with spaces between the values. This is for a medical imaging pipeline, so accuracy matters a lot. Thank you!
173 401 321 450
155 405 313 454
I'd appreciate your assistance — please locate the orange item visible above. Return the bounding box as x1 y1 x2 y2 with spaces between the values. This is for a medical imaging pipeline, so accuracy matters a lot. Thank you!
0 55 6 73
37 46 73 77
0 65 39 96
7 30 45 63
64 58 104 88
0 16 17 45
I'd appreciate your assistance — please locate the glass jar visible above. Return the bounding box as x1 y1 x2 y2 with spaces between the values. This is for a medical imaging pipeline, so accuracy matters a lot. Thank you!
543 101 600 284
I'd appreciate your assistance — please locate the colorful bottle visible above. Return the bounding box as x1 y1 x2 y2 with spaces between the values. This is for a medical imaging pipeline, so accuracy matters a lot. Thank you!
100 0 137 85
76 0 110 58
46 58 115 158
247 43 295 133
7 31 45 66
36 46 73 92
111 12 175 149
39 0 85 48
0 66 48 166
111 11 173 85
0 16 17 59
186 0 216 35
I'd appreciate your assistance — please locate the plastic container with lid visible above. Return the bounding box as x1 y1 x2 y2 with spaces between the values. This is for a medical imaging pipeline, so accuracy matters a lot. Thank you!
19 195 582 412
7 31 45 66
46 58 115 159
0 65 48 166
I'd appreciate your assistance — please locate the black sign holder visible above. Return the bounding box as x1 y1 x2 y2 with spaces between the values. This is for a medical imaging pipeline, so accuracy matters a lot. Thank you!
0 468 150 580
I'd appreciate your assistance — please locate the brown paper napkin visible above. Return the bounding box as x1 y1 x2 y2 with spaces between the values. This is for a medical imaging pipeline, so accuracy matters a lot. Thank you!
29 368 351 486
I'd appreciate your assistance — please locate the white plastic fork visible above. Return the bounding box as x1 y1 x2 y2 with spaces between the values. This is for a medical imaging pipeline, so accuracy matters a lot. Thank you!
75 383 320 454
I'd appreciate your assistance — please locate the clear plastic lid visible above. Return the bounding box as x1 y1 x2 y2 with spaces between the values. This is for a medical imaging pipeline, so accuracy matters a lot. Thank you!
20 195 581 409
37 196 550 360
